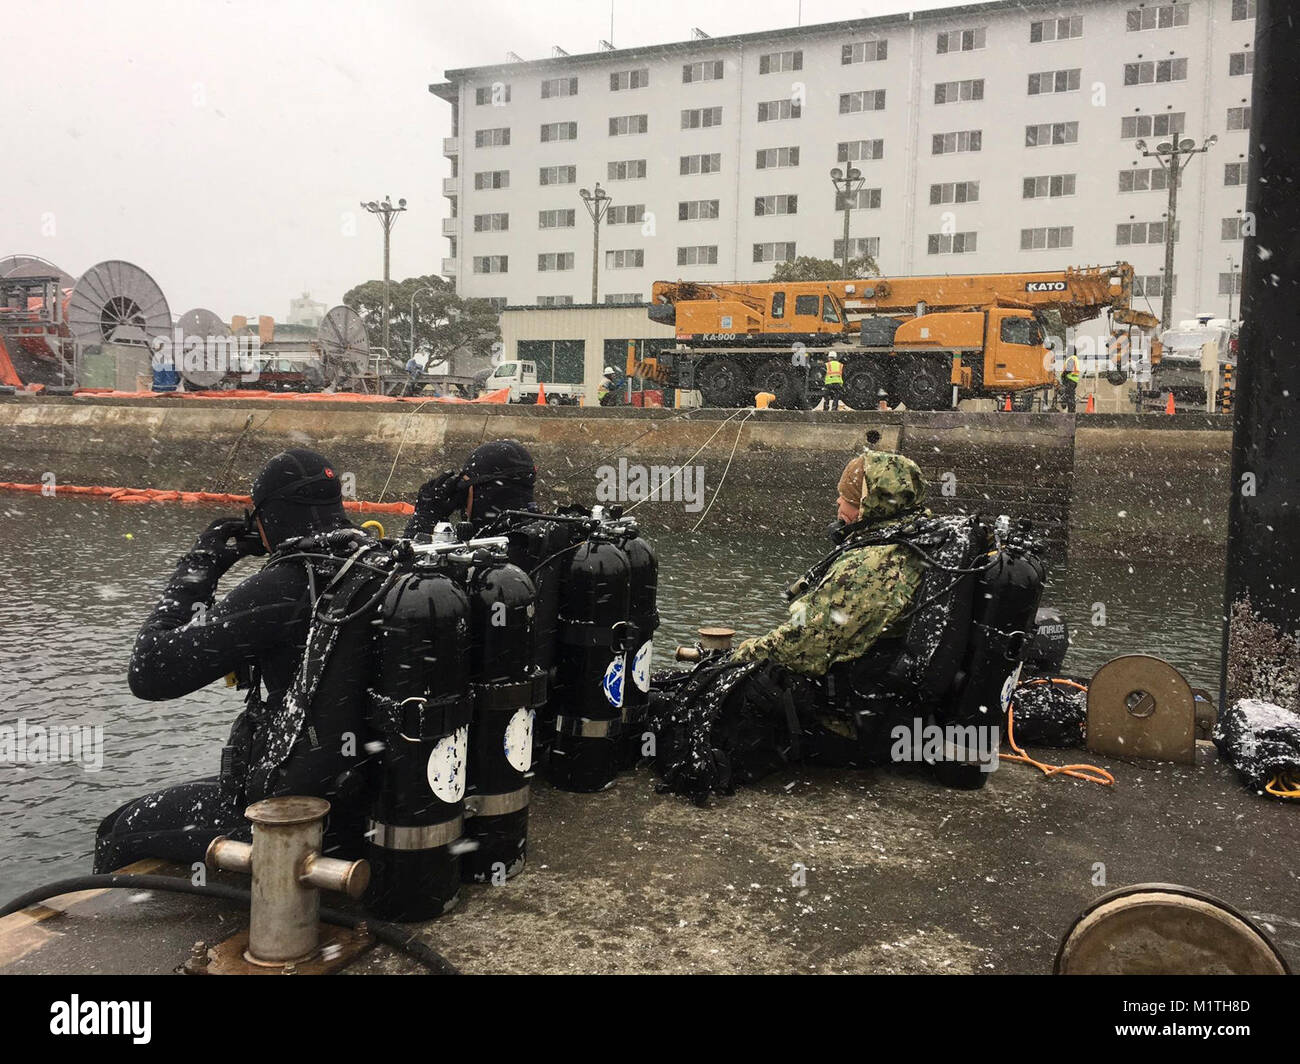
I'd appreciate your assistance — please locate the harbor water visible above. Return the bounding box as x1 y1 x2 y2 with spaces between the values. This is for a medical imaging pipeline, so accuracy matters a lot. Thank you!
0 495 1226 896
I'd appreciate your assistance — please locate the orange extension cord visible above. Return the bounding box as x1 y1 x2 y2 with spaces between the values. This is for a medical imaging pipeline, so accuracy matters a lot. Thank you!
0 481 413 515
1001 677 1116 787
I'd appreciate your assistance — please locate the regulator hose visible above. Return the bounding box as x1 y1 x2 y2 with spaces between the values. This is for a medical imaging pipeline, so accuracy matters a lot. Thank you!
0 874 460 975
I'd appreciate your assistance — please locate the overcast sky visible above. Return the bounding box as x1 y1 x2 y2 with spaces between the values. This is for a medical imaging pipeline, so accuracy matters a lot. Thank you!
3 0 958 320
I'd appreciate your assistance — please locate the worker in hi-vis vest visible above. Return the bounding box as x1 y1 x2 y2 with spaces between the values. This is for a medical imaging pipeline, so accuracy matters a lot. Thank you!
823 356 845 412
1059 346 1081 413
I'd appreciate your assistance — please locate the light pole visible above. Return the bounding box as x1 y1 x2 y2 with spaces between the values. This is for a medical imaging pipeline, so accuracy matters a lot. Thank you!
829 166 865 276
408 284 439 364
1135 135 1216 330
579 183 612 304
361 195 407 359
1225 254 1237 322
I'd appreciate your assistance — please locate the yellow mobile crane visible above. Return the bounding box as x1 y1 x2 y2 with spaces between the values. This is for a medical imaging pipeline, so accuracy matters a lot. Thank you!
633 264 1159 409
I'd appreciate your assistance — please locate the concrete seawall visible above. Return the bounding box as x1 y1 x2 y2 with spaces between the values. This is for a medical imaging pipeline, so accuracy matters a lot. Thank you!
0 397 1231 563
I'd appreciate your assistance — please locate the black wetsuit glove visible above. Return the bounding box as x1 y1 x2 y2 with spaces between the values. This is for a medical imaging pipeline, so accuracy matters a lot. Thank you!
141 518 263 637
189 517 266 573
404 471 468 537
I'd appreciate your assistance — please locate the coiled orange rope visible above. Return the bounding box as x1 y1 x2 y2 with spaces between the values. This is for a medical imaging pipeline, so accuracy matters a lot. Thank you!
0 481 413 515
1001 677 1116 786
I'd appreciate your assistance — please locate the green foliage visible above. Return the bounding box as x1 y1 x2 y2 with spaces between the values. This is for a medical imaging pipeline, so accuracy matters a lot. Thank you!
342 274 500 370
770 255 879 282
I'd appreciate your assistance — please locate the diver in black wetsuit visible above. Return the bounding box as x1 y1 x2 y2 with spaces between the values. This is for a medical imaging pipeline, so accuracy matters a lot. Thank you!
94 449 375 872
405 438 539 537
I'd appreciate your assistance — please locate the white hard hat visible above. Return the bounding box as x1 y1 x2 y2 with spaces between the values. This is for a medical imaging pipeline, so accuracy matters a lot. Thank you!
603 366 616 376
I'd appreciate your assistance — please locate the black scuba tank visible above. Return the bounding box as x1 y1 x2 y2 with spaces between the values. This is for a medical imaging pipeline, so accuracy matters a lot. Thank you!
934 519 1046 790
547 530 632 792
459 547 545 884
618 530 659 768
364 561 473 921
506 518 573 762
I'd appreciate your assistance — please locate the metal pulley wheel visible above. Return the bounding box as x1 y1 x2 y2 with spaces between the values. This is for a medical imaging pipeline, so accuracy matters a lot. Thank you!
1086 654 1197 765
1055 883 1290 975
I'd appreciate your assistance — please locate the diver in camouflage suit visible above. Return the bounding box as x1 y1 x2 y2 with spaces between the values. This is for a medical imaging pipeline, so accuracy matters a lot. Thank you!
647 450 936 804
732 451 928 675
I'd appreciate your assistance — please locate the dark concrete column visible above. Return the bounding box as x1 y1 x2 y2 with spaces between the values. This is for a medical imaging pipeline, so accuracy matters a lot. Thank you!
1221 0 1300 711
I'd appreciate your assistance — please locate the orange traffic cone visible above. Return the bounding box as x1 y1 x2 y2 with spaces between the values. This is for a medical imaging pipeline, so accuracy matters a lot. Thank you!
1003 394 1013 411
536 381 547 406
1164 392 1176 415
1085 393 1095 414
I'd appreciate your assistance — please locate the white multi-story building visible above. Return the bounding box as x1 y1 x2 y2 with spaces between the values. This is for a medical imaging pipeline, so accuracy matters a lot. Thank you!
430 0 1258 330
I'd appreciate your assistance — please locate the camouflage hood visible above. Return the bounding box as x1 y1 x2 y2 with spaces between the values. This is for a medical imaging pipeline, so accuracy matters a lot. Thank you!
855 451 927 523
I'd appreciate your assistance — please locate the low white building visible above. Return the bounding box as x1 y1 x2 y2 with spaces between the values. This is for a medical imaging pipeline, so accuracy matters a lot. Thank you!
431 0 1257 330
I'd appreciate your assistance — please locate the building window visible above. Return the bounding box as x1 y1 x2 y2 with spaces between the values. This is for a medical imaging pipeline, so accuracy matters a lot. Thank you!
1022 174 1076 198
482 297 508 312
933 129 983 154
837 139 884 162
604 293 644 304
473 212 509 232
931 180 981 204
474 127 510 148
608 204 646 224
935 79 985 103
540 76 578 99
681 106 723 129
1025 122 1078 146
927 232 977 254
753 242 797 263
537 295 574 307
1028 69 1081 95
609 114 648 136
537 252 575 272
539 164 577 185
683 60 724 83
1222 216 1247 240
758 99 802 121
1232 0 1257 19
1030 16 1083 42
839 90 886 114
540 121 577 142
754 194 798 216
759 50 802 74
1123 58 1188 85
538 209 576 229
1117 167 1168 192
835 188 882 210
474 170 509 190
1133 274 1174 297
1227 106 1252 130
1225 162 1247 186
1229 51 1254 76
1219 272 1244 295
1020 226 1074 250
610 68 649 91
842 40 888 64
607 159 647 180
757 146 801 168
606 249 645 269
1117 221 1178 245
937 28 986 53
833 237 881 259
680 153 721 175
1126 4 1190 31
472 255 508 274
677 245 719 266
1120 112 1186 139
679 199 721 220
474 84 510 105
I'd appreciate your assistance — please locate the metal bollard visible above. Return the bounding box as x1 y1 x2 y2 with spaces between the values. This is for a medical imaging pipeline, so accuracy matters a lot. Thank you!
206 796 369 967
675 625 736 662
